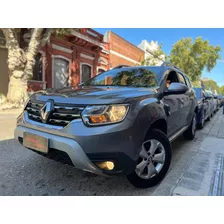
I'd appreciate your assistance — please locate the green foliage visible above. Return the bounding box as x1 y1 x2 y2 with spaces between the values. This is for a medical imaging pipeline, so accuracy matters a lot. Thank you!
169 37 221 81
219 86 224 95
141 43 166 66
191 80 201 87
54 28 72 37
203 79 220 93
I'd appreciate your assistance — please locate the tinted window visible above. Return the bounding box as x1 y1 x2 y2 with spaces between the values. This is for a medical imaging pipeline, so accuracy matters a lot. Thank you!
177 73 187 85
83 67 163 88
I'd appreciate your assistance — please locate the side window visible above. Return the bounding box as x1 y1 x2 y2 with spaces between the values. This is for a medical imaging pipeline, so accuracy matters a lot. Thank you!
177 72 187 85
185 76 192 88
166 71 179 88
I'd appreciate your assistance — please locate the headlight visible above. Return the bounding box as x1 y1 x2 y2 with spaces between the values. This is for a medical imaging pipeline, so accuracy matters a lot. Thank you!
82 104 129 126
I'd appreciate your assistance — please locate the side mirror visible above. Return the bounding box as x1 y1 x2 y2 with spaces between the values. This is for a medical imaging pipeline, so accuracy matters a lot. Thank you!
165 83 189 95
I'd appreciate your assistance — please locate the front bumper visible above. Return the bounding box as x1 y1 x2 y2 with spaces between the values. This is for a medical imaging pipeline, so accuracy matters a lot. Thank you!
15 125 108 176
15 111 141 175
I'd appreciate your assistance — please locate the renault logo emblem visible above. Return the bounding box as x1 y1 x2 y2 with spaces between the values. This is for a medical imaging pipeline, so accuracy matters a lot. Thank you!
40 100 54 123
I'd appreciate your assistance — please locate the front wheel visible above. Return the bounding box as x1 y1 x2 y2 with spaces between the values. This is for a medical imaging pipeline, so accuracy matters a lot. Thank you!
197 112 205 129
126 129 172 189
183 112 197 140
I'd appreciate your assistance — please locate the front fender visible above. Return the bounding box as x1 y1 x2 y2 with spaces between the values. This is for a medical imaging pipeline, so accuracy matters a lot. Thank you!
130 97 167 142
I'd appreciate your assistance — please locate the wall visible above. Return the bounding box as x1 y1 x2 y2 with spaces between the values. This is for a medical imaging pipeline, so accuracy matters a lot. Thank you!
105 31 144 68
0 48 8 95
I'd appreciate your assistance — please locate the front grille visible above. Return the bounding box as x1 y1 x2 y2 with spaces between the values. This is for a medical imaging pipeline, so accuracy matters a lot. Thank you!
26 101 84 127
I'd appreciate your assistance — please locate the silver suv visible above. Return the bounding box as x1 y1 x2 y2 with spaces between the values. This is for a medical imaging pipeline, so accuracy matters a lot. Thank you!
15 64 197 188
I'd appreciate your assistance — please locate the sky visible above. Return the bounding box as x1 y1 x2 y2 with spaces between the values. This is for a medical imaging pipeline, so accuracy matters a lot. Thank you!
94 28 224 87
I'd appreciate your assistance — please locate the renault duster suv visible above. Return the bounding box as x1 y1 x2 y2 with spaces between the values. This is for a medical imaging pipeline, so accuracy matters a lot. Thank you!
15 63 198 188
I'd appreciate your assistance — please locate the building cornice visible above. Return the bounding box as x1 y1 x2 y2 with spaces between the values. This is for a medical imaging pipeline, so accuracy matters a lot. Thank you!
110 50 141 65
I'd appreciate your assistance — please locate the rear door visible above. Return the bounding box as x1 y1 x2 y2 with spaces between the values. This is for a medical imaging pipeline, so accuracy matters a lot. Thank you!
184 75 196 125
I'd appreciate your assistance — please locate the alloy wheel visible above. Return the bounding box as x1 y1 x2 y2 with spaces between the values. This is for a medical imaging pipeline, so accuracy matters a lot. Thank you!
135 139 165 180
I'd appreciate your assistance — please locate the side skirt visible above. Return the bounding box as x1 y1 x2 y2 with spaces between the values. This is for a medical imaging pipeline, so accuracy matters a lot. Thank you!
169 125 189 143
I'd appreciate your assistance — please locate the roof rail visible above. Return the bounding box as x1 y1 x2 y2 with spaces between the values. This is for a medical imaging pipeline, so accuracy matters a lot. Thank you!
112 64 131 69
161 62 185 73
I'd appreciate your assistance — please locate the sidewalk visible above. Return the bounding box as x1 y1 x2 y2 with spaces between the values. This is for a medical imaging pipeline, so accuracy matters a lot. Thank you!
0 109 22 141
152 109 224 196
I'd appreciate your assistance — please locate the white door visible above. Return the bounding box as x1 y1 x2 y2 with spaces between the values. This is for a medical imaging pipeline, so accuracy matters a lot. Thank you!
54 58 69 89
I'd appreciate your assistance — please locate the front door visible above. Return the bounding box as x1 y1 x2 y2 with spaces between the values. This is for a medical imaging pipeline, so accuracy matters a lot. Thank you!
53 58 69 89
162 71 182 138
162 94 181 138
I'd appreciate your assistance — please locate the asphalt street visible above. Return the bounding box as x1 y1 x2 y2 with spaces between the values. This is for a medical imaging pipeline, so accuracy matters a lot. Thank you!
0 109 222 196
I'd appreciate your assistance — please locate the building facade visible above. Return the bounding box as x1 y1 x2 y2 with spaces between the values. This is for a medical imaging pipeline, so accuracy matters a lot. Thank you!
0 29 110 94
138 40 165 65
104 31 144 68
29 28 110 92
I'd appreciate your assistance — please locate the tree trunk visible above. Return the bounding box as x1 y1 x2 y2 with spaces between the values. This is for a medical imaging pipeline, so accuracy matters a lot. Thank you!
2 28 27 106
7 71 28 105
25 28 44 79
1 28 46 107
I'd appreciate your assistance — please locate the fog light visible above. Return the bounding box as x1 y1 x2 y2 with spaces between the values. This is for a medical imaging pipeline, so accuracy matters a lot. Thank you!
96 161 114 170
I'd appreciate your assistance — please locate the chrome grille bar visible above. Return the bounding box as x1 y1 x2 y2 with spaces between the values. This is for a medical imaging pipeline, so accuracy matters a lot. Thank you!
26 101 84 127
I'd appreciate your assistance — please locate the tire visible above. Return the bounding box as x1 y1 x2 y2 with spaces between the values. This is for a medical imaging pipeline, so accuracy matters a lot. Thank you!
198 117 204 129
126 129 172 189
183 112 197 140
197 112 205 130
207 114 211 121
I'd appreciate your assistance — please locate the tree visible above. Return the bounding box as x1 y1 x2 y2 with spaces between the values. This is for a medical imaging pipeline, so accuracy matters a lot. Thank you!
0 28 71 108
202 79 220 93
219 86 224 95
169 37 221 81
141 43 166 66
191 80 201 87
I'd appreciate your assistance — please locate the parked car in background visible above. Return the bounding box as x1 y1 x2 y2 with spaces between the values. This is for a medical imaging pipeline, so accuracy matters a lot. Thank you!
213 94 219 112
15 63 198 189
218 94 224 108
205 90 214 119
194 87 211 129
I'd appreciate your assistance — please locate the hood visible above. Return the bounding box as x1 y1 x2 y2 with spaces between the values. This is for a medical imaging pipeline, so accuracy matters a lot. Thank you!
30 86 157 105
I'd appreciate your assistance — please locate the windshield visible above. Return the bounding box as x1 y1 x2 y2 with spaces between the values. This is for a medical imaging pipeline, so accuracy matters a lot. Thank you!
83 67 163 88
